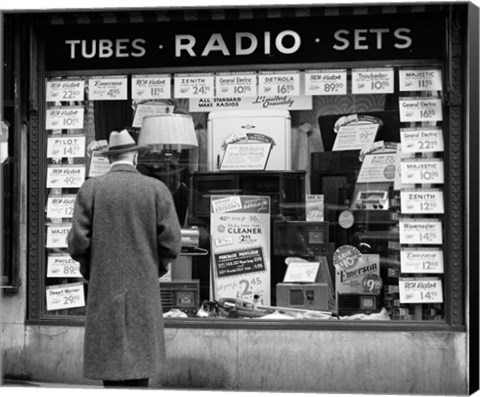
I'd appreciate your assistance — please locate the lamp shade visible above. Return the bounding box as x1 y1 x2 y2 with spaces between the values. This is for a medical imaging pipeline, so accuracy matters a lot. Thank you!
139 114 198 149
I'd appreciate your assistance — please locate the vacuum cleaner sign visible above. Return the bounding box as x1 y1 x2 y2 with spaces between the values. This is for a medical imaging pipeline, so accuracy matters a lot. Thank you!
44 16 444 70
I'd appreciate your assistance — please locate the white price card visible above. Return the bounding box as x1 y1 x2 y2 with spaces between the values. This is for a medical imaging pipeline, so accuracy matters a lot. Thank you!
400 127 444 153
352 68 394 94
46 164 86 188
46 194 76 219
46 79 85 102
258 71 300 96
131 74 171 99
284 262 320 283
399 97 443 122
399 69 442 92
220 143 272 171
306 194 324 222
174 73 214 98
88 76 128 100
400 189 444 214
132 103 173 128
46 282 85 311
215 72 257 98
400 248 444 274
399 218 443 245
47 254 82 278
47 134 85 158
400 158 444 185
332 122 379 151
304 69 347 95
399 277 443 304
46 106 84 130
46 223 71 248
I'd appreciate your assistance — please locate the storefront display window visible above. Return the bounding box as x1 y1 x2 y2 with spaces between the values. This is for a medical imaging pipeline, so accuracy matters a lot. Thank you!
27 5 466 326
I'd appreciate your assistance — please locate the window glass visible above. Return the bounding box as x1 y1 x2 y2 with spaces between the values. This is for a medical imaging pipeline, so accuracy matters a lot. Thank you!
41 66 446 322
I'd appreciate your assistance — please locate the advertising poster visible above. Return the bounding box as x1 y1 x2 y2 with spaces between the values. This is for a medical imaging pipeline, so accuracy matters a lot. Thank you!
210 195 271 305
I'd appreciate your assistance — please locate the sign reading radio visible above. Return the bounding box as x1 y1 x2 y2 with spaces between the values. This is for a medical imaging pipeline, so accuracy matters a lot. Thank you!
44 16 444 70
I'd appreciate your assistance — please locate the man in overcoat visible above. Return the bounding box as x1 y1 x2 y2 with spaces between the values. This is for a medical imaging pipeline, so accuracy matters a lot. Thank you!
68 129 182 388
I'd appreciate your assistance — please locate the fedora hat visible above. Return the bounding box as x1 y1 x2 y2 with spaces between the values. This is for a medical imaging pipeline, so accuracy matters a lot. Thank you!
102 129 147 156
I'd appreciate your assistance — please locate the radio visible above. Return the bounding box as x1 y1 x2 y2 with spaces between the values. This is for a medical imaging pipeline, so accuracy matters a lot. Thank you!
337 293 381 316
276 282 329 311
273 221 330 257
352 191 389 210
160 280 200 314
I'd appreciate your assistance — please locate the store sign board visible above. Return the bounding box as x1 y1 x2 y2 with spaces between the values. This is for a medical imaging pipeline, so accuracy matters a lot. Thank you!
399 69 442 92
400 127 444 154
44 17 444 71
305 69 347 95
398 277 443 304
189 94 312 111
210 195 271 305
400 248 444 274
47 254 82 278
399 218 443 245
46 282 85 311
46 79 85 102
47 134 86 158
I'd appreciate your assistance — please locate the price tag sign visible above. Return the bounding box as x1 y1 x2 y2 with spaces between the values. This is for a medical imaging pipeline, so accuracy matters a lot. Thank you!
305 69 347 95
46 164 86 188
400 127 444 153
88 151 111 177
399 97 443 122
132 103 173 128
400 189 444 214
357 152 398 183
220 143 272 171
88 76 128 100
46 223 71 248
47 254 81 278
47 135 85 158
399 277 443 303
400 248 444 274
46 106 84 130
131 74 171 99
46 79 85 102
174 73 214 98
335 254 380 295
399 69 442 92
400 158 444 185
215 72 257 98
258 71 300 96
352 68 394 94
283 261 320 283
306 194 324 222
46 282 85 311
46 194 76 219
332 122 379 151
399 218 443 245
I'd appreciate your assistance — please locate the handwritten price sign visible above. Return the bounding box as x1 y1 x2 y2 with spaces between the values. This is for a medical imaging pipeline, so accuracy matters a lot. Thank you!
352 68 394 94
399 69 442 92
399 218 443 245
46 282 85 311
400 158 444 185
174 73 214 98
88 76 128 100
46 79 85 102
400 248 444 274
47 135 85 158
258 71 300 96
46 107 84 130
399 97 443 122
305 69 347 95
47 254 81 278
132 74 171 99
400 189 444 214
46 164 85 188
399 277 443 304
400 127 444 154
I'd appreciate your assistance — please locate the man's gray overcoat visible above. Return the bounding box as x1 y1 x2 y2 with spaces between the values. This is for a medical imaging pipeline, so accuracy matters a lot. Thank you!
67 164 182 381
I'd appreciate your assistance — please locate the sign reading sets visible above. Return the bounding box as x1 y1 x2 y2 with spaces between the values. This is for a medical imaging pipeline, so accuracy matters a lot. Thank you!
44 16 443 70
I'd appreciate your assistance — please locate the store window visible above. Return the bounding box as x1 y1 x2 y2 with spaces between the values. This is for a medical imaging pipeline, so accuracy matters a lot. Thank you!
28 6 466 326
